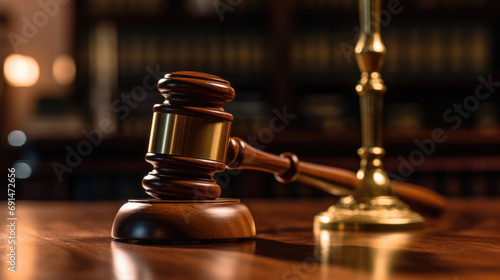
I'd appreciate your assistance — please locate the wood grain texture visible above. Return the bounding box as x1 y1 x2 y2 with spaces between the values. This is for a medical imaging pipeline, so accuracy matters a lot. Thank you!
143 154 225 200
226 137 447 217
1 199 499 280
157 71 235 109
112 199 255 241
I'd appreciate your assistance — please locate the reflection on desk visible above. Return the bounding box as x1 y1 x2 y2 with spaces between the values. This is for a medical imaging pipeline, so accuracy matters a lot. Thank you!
1 199 499 280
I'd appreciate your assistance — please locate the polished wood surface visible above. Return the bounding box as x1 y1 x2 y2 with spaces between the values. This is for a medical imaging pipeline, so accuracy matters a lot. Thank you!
2 199 499 280
227 137 446 217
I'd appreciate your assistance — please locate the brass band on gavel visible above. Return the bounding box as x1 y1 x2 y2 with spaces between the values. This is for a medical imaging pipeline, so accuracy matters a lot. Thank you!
148 112 231 163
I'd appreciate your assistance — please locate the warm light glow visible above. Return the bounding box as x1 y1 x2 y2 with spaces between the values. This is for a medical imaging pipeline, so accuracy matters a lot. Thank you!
3 54 39 87
372 147 383 154
373 40 383 52
52 54 76 85
373 171 386 185
206 206 236 218
372 233 411 280
320 215 331 223
319 230 331 249
112 242 153 280
372 83 384 90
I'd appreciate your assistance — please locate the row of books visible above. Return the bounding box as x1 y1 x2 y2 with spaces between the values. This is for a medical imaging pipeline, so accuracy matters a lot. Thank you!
79 25 491 84
292 25 491 74
85 0 165 16
296 0 357 11
115 30 269 76
84 0 268 17
299 92 498 133
84 0 492 17
415 170 500 197
101 96 499 138
297 0 491 12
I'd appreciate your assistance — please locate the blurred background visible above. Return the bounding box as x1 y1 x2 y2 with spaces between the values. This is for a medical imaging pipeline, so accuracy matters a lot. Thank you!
1 0 499 200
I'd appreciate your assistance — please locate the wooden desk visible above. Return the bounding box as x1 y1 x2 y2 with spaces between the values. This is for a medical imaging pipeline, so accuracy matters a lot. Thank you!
1 199 499 280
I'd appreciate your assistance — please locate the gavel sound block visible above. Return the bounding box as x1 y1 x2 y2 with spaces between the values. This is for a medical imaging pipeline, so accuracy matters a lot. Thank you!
111 71 446 242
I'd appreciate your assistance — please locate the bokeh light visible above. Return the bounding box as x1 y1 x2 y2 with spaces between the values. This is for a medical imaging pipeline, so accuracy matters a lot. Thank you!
3 54 40 87
13 162 32 179
7 130 27 147
52 54 76 85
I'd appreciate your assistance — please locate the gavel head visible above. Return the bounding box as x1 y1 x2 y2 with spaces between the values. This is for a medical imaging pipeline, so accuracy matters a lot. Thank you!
142 71 235 200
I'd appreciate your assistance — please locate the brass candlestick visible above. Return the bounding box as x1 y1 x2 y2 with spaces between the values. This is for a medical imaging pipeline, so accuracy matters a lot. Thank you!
314 0 424 231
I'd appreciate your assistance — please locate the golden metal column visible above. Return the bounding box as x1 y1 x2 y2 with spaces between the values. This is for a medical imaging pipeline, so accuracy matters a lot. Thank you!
314 0 424 231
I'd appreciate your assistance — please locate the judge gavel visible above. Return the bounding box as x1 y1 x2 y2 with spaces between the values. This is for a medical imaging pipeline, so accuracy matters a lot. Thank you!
142 71 446 217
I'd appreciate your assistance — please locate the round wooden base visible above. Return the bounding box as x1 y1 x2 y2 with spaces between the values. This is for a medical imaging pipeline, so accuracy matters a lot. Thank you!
112 199 256 243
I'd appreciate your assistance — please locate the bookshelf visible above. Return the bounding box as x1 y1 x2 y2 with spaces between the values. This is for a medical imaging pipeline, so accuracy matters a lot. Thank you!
72 0 500 134
7 0 499 200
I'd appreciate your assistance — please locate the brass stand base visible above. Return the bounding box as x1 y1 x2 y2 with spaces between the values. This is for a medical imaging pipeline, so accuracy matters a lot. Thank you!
314 196 424 231
112 198 256 243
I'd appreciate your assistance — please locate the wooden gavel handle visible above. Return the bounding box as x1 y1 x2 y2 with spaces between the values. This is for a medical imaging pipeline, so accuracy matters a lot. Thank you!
226 137 447 217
